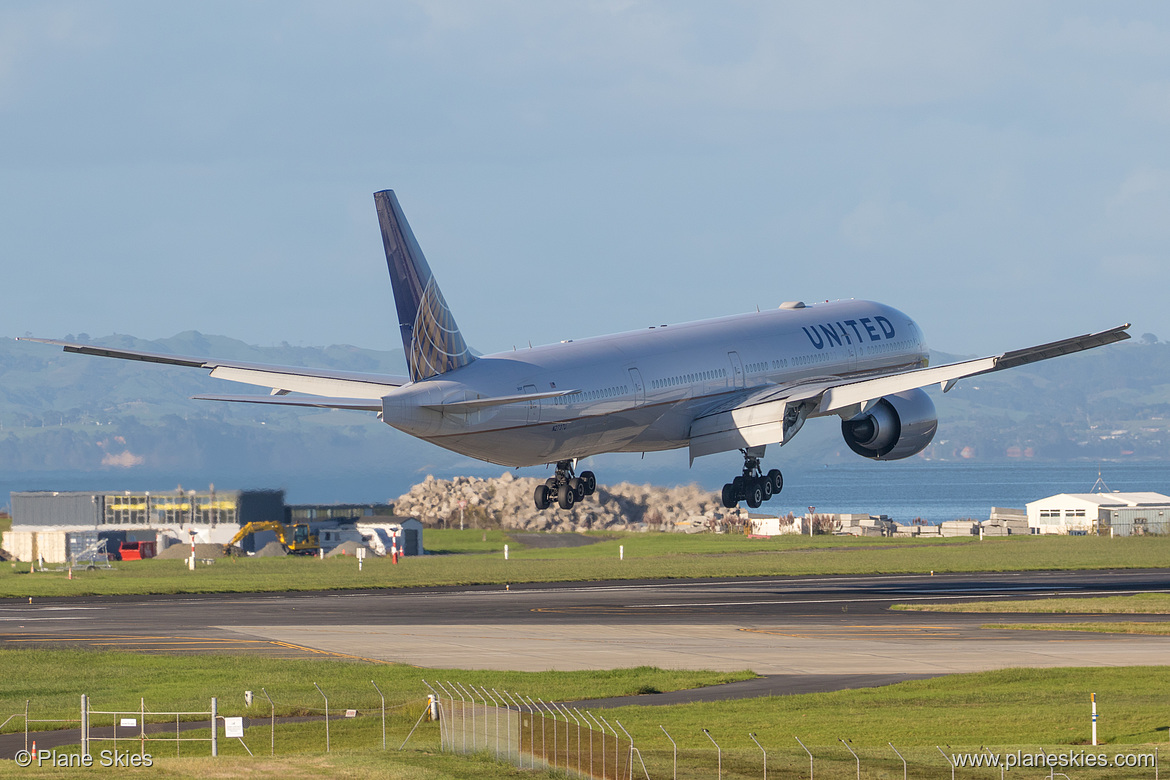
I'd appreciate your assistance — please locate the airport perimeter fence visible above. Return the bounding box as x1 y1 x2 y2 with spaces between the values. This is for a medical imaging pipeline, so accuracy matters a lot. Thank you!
426 680 639 779
6 684 437 762
427 681 1166 779
9 689 1168 778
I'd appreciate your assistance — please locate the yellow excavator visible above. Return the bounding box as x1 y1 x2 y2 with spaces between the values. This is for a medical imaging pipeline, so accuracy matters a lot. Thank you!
223 521 320 556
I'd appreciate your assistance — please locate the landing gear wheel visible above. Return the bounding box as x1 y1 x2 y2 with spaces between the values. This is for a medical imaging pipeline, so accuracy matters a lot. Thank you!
745 480 764 509
534 484 551 511
569 477 586 501
580 470 597 495
732 475 745 494
760 476 773 501
721 484 737 509
546 477 558 490
557 482 576 510
767 469 783 495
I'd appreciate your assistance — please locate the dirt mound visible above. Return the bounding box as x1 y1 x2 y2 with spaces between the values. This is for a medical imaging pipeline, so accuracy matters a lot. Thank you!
326 540 371 558
253 541 287 557
155 542 226 559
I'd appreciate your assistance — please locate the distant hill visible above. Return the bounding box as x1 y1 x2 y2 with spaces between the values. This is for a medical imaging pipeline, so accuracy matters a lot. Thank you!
1 334 1166 499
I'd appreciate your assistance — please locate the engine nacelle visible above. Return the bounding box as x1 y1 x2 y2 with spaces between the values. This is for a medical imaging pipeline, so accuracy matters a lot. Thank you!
841 388 938 461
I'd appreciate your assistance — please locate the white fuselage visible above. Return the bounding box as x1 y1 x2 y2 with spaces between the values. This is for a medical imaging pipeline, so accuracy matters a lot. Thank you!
381 299 929 467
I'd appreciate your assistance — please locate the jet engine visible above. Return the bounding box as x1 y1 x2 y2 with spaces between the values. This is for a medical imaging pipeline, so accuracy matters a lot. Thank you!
841 388 938 461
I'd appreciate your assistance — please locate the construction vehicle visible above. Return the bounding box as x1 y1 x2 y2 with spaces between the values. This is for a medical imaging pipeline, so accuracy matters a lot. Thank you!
223 521 320 556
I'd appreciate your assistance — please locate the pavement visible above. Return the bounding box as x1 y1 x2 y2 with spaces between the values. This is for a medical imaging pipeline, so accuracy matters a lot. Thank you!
3 569 1170 681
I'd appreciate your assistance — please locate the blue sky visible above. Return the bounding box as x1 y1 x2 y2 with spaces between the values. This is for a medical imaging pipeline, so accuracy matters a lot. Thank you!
3 2 1169 357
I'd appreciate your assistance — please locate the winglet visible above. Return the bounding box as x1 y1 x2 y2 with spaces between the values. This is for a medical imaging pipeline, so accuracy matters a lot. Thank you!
374 190 475 383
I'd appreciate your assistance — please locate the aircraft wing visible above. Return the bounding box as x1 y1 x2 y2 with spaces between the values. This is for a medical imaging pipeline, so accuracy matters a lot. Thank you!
688 323 1131 460
18 337 409 398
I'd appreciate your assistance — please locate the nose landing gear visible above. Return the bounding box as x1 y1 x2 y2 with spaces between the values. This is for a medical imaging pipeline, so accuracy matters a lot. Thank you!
721 449 783 509
534 460 597 510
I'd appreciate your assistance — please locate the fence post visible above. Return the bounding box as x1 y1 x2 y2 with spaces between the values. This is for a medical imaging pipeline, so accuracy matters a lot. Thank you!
600 715 622 780
890 742 907 780
450 682 468 753
491 689 509 760
482 687 500 758
455 683 476 751
372 681 385 750
567 707 583 778
749 732 766 780
313 683 329 753
438 681 462 752
795 736 814 780
261 688 275 756
840 738 860 780
140 698 146 757
80 694 89 758
937 745 956 780
703 728 722 780
501 691 522 763
983 746 1004 780
560 703 575 774
473 686 489 752
616 720 638 780
24 699 28 752
585 711 607 780
524 696 543 768
660 725 677 780
210 697 218 757
538 699 556 770
891 742 908 780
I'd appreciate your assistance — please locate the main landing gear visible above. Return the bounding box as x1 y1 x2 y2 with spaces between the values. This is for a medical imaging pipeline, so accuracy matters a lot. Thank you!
534 460 597 511
721 449 783 509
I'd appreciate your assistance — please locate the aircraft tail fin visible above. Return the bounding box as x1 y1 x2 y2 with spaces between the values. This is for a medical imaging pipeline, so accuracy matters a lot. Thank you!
374 190 475 383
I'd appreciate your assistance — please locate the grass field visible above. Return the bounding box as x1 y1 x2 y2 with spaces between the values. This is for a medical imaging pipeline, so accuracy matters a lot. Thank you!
894 592 1170 613
5 532 1170 598
0 649 752 729
3 651 1170 779
989 621 1170 635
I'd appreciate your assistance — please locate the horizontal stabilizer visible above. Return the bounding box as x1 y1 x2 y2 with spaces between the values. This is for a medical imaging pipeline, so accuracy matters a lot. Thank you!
18 337 409 398
422 389 580 412
192 394 382 411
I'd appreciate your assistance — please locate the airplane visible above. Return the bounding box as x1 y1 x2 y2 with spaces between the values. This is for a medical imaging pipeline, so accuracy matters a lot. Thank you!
22 190 1131 511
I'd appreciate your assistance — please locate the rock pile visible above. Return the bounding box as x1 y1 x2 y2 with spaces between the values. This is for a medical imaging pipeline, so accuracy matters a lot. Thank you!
391 473 733 532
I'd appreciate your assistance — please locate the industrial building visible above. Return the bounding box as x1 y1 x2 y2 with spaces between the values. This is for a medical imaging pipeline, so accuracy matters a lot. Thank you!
1026 492 1170 536
2 488 423 563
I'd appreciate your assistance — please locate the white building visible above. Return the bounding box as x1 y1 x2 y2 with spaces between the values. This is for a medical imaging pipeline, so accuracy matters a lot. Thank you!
1026 492 1170 535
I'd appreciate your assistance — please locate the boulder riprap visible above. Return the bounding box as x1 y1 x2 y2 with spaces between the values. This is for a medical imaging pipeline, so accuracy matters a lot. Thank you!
392 474 736 531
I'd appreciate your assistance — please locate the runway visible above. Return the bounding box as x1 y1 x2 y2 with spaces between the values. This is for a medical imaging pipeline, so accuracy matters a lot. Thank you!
3 570 1169 679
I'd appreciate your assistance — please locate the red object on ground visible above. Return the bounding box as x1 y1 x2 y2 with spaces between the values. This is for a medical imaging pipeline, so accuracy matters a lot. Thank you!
119 541 157 560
